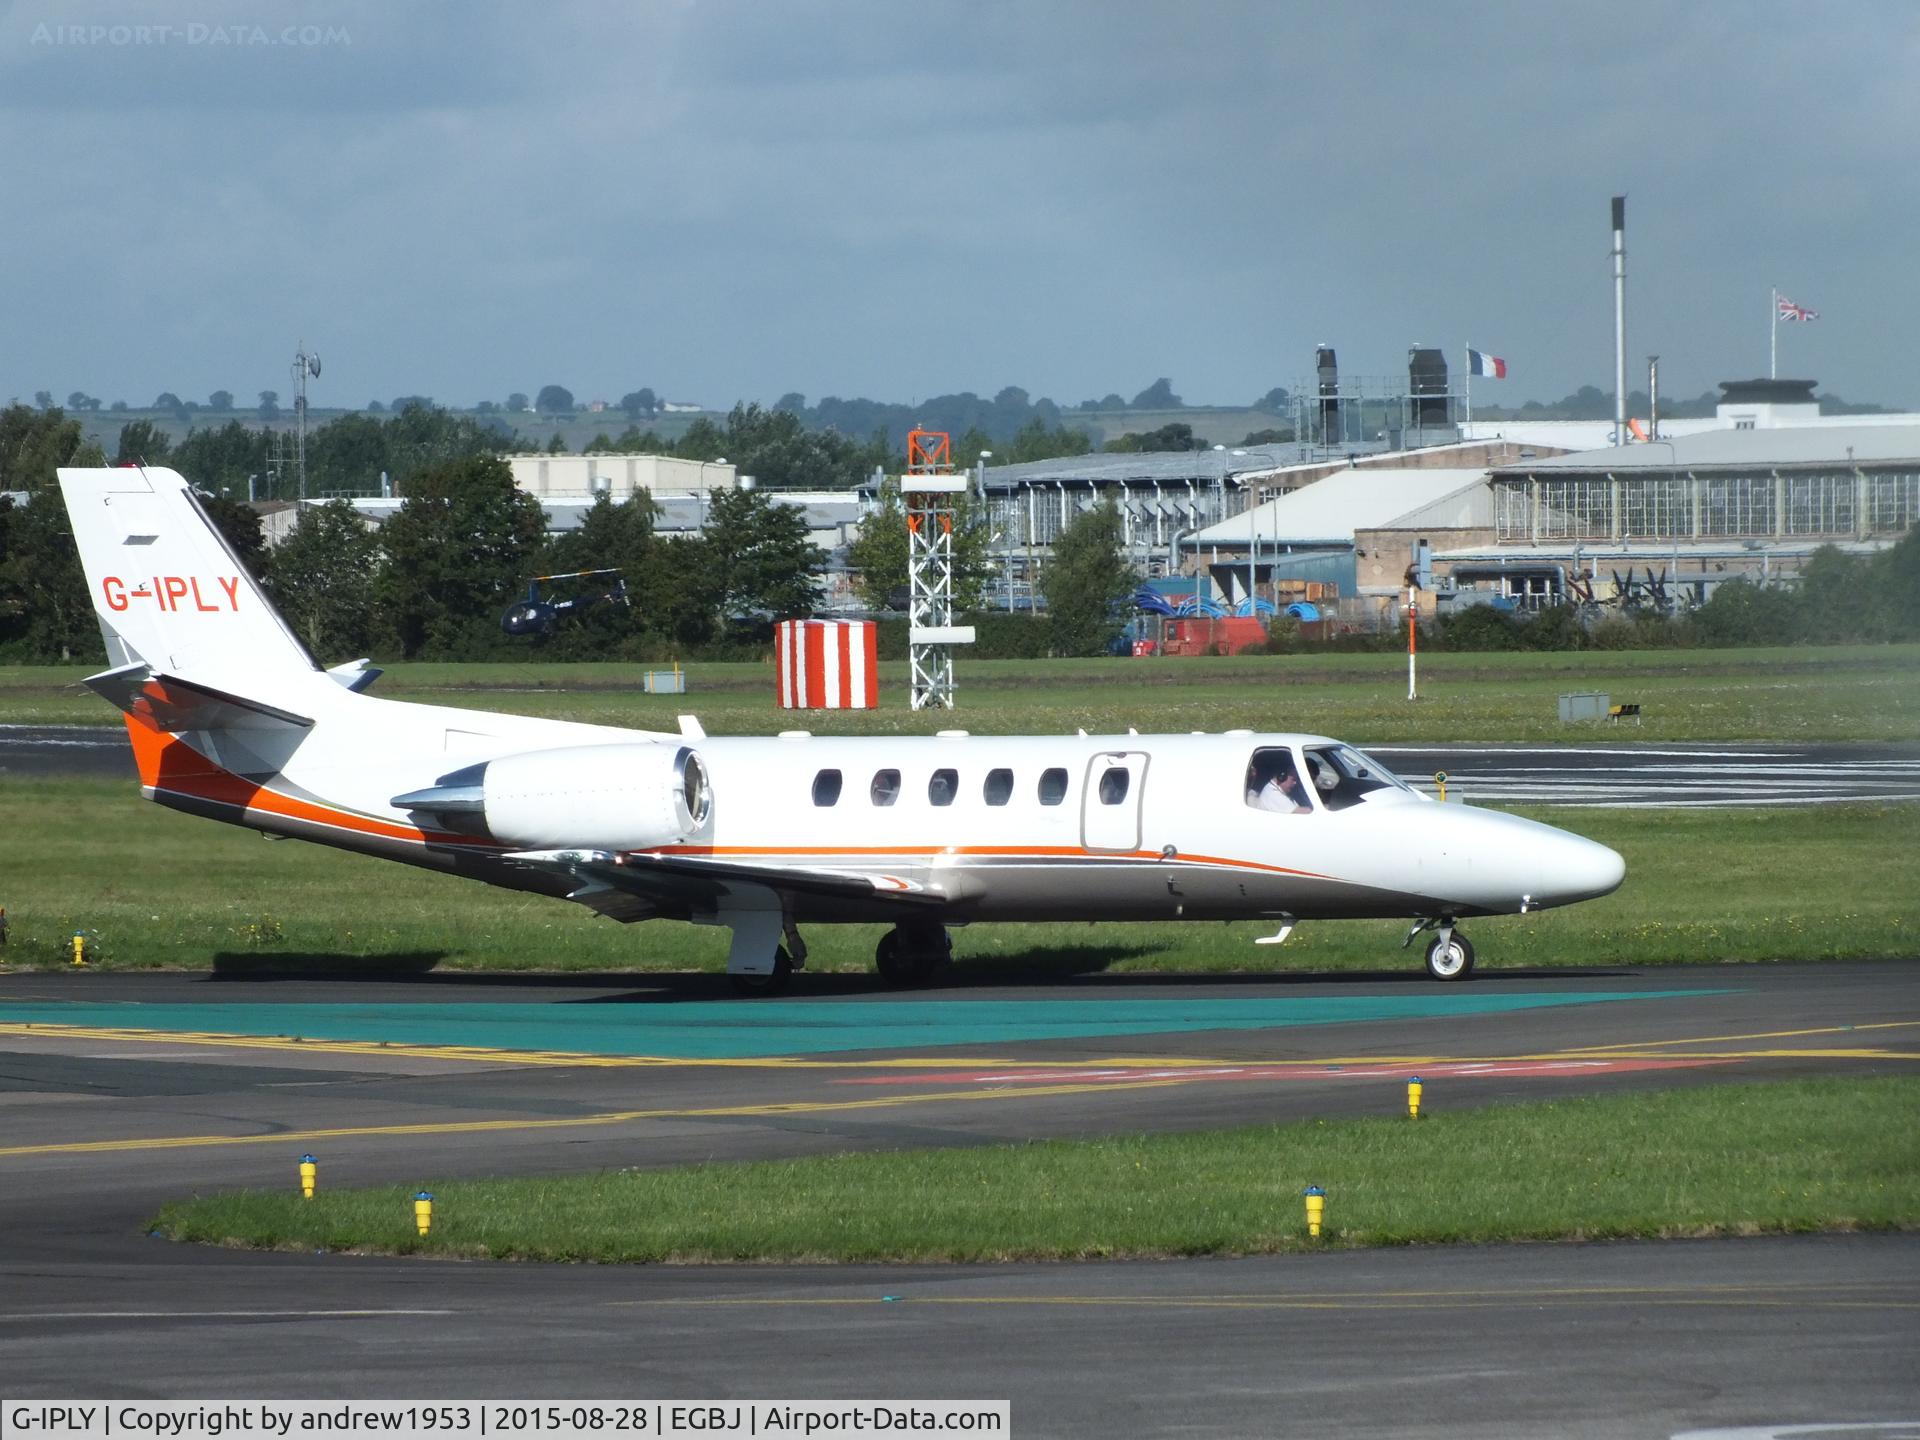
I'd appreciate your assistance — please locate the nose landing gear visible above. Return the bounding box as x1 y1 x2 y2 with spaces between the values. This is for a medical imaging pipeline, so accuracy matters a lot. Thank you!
1404 917 1476 981
725 914 807 996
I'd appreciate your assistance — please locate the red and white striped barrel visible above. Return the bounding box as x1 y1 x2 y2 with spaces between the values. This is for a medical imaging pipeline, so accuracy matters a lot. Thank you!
775 619 878 709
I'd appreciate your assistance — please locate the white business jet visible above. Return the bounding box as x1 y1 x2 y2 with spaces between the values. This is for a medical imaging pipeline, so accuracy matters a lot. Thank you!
56 465 1624 991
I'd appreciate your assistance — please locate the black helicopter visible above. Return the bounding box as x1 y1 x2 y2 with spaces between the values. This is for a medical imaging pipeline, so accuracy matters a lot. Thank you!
501 568 630 636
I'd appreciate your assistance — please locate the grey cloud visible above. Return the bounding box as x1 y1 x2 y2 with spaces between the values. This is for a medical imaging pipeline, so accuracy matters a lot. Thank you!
4 0 1915 409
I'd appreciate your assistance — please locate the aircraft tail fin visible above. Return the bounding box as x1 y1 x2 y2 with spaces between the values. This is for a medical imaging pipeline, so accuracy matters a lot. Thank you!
55 466 320 680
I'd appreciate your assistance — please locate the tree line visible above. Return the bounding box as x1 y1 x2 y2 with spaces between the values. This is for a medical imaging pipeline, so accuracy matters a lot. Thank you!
0 400 1150 667
0 404 829 665
11 396 1904 672
1470 384 1897 423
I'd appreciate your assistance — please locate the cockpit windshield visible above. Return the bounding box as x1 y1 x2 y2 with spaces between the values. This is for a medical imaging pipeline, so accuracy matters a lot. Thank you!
1301 744 1415 811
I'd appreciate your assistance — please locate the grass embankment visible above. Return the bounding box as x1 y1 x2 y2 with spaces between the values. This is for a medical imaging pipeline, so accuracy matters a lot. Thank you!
154 1077 1920 1262
6 644 1919 740
1 780 1911 972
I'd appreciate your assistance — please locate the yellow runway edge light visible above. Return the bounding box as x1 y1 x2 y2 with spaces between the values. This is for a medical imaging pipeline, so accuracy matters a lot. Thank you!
1303 1185 1325 1239
414 1191 434 1237
1408 1076 1424 1118
299 1154 317 1199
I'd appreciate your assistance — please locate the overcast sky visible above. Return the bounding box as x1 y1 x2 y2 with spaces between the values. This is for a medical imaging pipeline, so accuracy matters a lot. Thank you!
5 1 1915 413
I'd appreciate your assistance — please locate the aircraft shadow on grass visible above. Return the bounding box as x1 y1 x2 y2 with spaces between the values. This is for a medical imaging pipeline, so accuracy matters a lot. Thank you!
208 950 448 981
201 947 1638 996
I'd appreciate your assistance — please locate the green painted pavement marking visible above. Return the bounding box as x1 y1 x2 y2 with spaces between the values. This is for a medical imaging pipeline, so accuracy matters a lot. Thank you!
0 991 1724 1059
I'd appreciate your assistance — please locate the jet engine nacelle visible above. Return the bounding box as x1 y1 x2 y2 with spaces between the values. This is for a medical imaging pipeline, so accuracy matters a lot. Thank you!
393 742 712 851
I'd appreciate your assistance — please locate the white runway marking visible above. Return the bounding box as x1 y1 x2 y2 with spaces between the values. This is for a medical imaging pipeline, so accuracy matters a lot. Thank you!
1374 745 1920 808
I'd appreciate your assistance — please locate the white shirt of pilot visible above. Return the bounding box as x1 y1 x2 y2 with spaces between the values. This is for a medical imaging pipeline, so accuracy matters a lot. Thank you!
1250 776 1309 813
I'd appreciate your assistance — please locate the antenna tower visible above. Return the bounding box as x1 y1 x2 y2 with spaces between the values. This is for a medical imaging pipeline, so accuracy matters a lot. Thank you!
903 429 974 709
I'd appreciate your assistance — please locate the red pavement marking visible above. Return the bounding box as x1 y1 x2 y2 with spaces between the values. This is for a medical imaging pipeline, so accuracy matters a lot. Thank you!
833 1057 1733 1087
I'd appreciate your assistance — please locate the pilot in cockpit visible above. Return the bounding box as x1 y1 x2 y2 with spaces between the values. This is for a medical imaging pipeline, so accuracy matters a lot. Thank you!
1246 750 1311 813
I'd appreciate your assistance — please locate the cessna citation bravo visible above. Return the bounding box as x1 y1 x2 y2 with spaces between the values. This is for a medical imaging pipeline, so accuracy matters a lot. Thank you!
57 465 1625 992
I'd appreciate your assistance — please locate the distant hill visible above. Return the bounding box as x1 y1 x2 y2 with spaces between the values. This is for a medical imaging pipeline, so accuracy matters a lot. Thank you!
68 406 713 459
54 382 1910 467
1468 384 1905 422
67 399 1297 461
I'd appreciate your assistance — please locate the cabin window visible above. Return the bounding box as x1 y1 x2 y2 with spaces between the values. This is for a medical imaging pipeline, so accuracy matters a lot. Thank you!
1097 768 1130 805
1301 744 1414 812
928 768 959 806
870 769 901 806
983 768 1014 805
811 769 843 806
1245 747 1311 814
1037 767 1068 805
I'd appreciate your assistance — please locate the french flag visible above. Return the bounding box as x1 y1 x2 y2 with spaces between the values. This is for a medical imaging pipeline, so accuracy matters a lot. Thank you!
1468 348 1508 379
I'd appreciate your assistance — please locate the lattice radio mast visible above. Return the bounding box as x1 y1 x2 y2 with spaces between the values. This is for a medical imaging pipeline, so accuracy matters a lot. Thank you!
291 342 322 502
904 428 975 709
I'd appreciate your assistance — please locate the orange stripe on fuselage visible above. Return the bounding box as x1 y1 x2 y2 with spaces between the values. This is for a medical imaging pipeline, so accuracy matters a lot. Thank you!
125 717 496 849
649 843 1334 882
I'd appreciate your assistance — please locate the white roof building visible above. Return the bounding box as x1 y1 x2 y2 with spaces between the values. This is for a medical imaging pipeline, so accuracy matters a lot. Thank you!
505 452 736 498
1189 467 1491 549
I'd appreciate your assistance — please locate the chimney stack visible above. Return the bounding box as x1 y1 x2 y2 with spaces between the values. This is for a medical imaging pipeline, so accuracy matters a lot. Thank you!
1612 196 1628 443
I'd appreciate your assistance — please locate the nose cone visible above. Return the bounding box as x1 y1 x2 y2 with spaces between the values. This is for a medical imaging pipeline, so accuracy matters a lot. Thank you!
1457 811 1626 913
1558 835 1626 904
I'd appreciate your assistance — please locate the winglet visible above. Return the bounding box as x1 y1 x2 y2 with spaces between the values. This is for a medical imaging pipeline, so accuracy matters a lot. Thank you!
677 715 706 739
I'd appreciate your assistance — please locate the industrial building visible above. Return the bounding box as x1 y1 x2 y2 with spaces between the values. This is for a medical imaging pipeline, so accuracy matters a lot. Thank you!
504 451 737 501
1442 422 1920 607
1170 416 1920 625
1185 467 1493 613
971 439 1544 602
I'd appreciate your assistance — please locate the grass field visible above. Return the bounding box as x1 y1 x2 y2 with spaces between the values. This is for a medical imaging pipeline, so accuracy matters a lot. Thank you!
153 1076 1920 1262
5 643 1919 740
1 776 1909 973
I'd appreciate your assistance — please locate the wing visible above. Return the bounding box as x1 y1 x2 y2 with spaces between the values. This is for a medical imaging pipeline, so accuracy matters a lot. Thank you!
501 848 954 924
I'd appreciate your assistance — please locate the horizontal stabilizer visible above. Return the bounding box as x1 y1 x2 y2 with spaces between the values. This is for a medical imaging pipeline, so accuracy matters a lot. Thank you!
327 659 383 693
84 662 314 733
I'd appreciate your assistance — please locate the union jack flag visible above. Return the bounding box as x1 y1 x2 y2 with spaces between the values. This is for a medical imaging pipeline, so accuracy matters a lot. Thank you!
1777 295 1819 322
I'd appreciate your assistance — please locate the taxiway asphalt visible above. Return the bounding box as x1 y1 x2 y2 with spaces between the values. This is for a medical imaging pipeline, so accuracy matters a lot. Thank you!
0 962 1915 1435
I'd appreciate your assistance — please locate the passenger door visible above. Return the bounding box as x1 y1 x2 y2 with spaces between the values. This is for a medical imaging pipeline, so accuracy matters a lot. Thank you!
1081 751 1149 852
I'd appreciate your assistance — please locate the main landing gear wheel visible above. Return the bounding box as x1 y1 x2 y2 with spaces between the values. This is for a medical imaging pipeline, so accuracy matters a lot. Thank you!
729 947 795 996
875 924 952 987
1424 931 1475 982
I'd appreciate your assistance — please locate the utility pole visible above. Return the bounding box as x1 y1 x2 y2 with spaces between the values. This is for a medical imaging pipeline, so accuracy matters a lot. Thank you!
291 342 322 502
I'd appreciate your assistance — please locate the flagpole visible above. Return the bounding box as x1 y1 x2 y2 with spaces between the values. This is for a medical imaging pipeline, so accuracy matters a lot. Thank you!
1771 287 1778 379
1464 344 1472 432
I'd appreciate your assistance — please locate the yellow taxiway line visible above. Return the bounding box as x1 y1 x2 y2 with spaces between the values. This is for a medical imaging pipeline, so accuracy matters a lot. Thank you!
1558 1020 1920 1051
2 1012 1912 1160
1 1021 1912 1073
0 1077 1197 1158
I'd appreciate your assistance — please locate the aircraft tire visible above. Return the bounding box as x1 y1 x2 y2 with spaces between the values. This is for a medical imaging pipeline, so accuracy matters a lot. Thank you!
1424 932 1475 982
729 947 795 996
875 930 903 984
876 926 949 987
